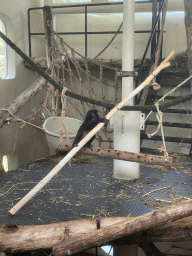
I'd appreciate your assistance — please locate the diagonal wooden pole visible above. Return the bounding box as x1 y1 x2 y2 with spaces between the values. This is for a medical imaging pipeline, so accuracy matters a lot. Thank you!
9 51 174 215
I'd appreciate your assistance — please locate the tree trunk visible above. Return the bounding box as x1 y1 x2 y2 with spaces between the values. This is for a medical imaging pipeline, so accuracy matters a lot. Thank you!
53 199 192 256
43 6 54 69
111 215 192 245
0 217 126 253
1 213 192 254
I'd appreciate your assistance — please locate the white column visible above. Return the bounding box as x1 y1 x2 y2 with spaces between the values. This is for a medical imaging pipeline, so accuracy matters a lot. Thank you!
113 0 140 181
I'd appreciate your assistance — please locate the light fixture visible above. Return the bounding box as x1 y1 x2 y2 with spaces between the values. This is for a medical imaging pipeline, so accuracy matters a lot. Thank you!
0 155 18 172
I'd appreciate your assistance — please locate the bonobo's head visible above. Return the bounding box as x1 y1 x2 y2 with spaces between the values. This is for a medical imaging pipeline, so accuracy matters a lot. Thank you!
85 109 100 121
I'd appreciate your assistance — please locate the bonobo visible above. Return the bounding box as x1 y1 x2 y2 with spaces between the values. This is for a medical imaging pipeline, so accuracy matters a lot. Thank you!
72 109 108 148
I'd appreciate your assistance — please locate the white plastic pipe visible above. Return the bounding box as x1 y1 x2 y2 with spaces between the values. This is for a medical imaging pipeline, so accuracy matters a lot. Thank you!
113 0 140 181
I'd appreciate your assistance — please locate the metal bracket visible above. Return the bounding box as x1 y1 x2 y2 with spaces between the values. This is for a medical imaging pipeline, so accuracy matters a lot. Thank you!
140 113 145 130
5 117 12 125
117 71 138 77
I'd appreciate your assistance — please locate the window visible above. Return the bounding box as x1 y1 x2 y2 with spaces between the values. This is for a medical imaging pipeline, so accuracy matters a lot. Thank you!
0 20 7 78
0 14 15 79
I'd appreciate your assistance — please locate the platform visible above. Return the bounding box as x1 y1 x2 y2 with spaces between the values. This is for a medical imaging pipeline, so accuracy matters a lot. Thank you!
0 153 192 226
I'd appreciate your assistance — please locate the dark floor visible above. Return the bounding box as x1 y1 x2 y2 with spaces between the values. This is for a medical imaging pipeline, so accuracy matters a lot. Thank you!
0 152 192 225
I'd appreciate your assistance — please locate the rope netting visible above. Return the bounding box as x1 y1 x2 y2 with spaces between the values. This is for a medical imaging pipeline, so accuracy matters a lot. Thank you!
12 29 192 153
25 31 123 148
1 22 191 152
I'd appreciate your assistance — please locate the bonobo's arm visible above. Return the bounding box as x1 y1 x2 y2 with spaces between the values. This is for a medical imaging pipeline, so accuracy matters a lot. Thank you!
84 118 108 130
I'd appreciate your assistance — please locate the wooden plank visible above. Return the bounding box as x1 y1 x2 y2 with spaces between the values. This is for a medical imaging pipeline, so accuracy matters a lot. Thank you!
57 142 172 166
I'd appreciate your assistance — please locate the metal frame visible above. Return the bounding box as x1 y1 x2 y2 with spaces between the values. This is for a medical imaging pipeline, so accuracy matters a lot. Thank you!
28 0 165 104
28 0 164 58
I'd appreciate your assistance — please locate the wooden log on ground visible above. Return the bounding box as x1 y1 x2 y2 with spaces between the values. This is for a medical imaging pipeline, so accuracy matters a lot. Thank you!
0 76 47 129
52 199 192 256
0 217 127 253
1 214 192 253
57 142 172 166
111 215 192 245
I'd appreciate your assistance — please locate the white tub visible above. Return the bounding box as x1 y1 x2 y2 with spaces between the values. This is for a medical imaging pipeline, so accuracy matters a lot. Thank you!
43 116 82 148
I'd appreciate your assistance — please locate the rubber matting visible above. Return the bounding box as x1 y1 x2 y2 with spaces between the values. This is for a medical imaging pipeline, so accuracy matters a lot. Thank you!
0 153 192 225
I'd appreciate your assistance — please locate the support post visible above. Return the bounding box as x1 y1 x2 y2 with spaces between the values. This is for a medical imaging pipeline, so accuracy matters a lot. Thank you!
113 0 139 181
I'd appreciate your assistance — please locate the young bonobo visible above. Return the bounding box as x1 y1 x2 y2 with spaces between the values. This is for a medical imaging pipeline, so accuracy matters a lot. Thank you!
72 109 108 148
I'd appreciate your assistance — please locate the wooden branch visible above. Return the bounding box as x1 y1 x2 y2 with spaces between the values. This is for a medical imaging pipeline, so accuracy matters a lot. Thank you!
43 6 54 69
0 76 47 128
1 214 192 253
52 199 192 256
57 142 172 166
184 0 192 82
8 51 174 216
139 243 166 256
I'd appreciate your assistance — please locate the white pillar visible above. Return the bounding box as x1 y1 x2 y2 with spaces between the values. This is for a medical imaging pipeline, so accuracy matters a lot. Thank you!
113 0 140 181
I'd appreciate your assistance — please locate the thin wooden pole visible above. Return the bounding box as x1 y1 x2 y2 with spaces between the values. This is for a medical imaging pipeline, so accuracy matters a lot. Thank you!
8 51 174 215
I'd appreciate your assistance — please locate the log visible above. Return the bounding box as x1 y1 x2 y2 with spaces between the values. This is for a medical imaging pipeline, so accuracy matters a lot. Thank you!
1 214 192 253
0 217 127 253
57 142 172 166
0 76 47 128
184 0 192 83
111 215 192 245
8 51 174 216
43 6 54 69
139 243 166 256
52 199 192 256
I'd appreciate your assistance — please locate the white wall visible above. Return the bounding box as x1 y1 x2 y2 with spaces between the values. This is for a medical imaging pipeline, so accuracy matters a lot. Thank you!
54 0 187 59
0 0 49 166
0 0 189 164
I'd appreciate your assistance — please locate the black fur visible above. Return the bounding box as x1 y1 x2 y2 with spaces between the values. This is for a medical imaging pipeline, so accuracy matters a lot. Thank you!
72 109 108 148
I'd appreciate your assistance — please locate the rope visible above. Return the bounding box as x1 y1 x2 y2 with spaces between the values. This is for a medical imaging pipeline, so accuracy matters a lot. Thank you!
2 29 191 115
1 25 192 151
153 0 168 73
140 0 168 105
0 31 64 92
145 74 192 120
93 22 123 59
147 104 168 157
0 108 45 132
